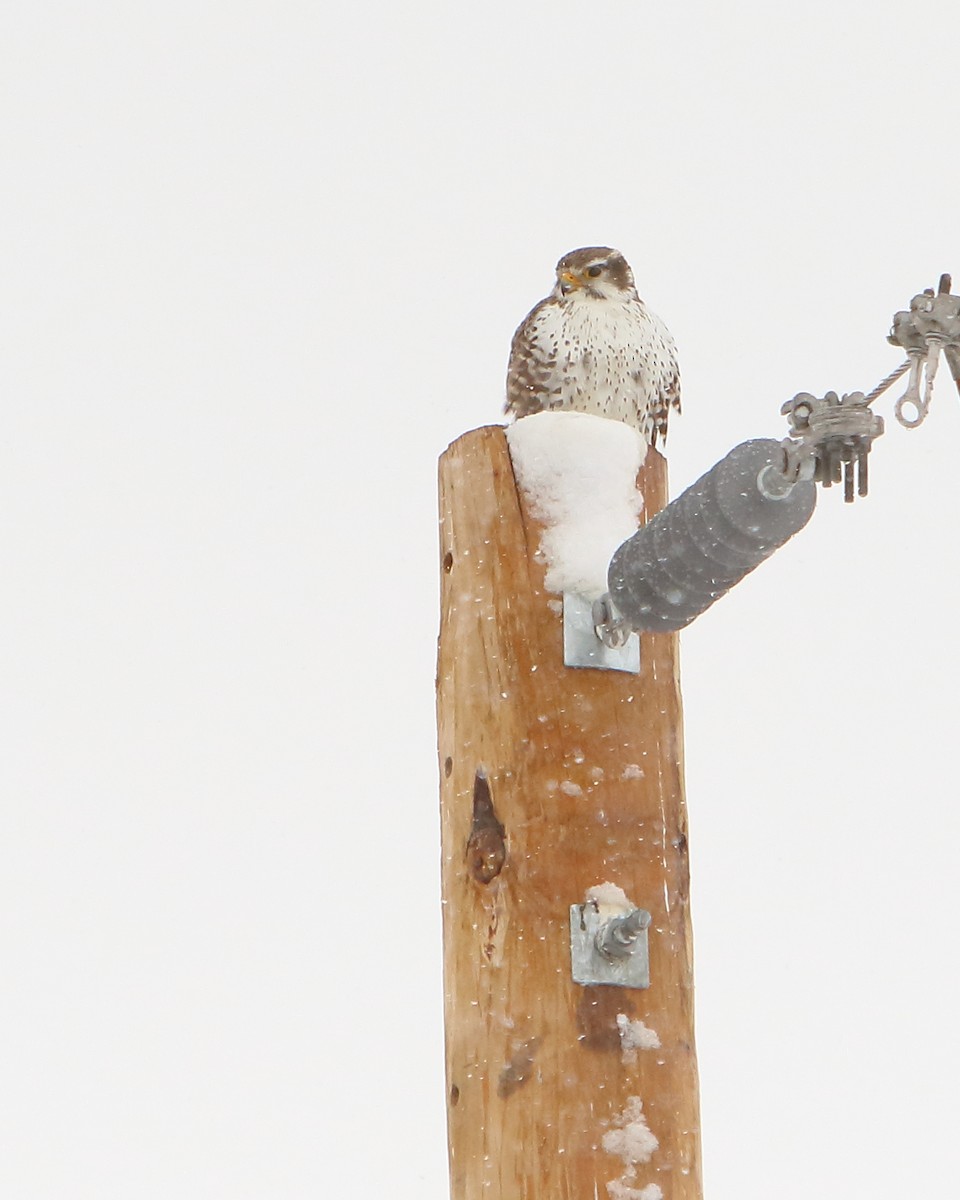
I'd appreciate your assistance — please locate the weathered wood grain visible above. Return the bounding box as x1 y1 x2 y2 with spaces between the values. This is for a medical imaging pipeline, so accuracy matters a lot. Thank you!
437 425 701 1200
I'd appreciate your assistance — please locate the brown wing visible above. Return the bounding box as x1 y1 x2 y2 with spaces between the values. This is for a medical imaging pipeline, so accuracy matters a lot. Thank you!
648 367 681 448
505 297 560 420
645 311 681 449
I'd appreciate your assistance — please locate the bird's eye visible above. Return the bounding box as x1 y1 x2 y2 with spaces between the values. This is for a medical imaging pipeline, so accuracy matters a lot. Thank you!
586 265 604 277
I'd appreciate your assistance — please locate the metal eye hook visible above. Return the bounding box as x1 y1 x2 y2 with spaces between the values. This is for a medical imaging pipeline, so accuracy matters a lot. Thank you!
895 350 928 428
921 335 943 410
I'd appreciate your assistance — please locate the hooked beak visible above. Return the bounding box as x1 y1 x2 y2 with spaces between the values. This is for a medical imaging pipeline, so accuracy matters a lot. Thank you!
559 270 582 295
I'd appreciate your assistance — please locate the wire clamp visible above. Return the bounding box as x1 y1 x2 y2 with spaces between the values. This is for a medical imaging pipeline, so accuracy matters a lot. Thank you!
888 273 960 428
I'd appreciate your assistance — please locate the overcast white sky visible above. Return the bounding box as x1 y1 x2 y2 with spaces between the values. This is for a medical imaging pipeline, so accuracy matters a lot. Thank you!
2 2 959 1197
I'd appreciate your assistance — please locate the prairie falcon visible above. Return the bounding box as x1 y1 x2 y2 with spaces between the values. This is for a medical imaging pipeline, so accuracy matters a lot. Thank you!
505 247 680 447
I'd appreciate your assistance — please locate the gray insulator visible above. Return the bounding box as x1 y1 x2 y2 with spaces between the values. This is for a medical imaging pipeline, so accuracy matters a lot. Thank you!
608 439 817 633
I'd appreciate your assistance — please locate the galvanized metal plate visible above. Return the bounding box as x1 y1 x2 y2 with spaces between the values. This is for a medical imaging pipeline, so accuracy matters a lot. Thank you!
569 904 650 990
563 593 640 674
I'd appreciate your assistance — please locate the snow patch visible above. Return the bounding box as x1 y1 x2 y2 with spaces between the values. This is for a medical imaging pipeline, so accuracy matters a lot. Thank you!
506 411 646 599
617 1014 661 1060
586 882 632 911
602 1096 659 1168
560 780 583 797
606 1183 662 1200
621 763 644 780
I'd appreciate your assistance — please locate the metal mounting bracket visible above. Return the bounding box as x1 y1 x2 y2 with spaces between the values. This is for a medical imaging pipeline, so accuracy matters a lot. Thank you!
569 903 651 989
562 592 640 673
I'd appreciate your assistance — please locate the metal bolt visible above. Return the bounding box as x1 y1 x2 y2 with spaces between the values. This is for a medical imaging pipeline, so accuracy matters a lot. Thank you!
597 908 652 961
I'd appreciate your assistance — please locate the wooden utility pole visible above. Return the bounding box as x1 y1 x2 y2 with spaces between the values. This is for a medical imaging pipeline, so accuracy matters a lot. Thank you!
437 426 701 1200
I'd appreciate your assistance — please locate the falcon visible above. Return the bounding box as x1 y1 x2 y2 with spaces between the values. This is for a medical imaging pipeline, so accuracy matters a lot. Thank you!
505 247 680 447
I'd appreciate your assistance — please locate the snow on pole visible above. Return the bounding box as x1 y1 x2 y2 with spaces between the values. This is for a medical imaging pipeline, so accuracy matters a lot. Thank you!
506 411 648 600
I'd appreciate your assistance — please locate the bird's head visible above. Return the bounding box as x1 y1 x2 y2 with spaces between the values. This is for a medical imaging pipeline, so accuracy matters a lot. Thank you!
553 247 637 301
